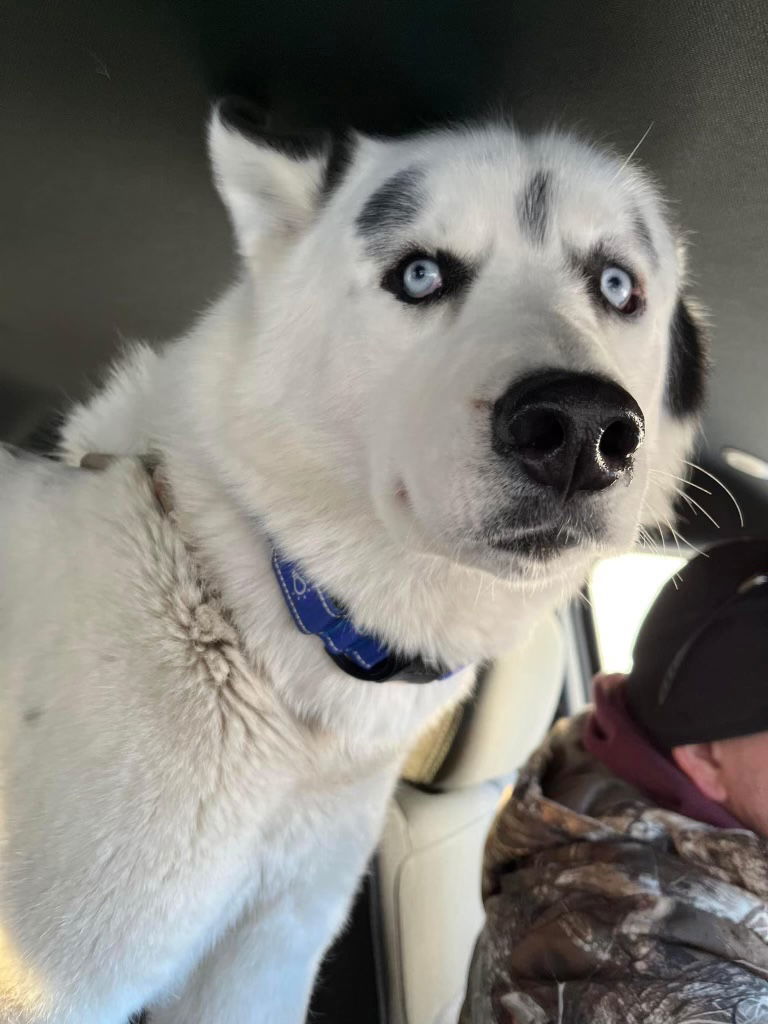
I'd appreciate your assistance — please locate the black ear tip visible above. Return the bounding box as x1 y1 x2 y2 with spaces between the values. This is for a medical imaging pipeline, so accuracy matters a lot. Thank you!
214 95 271 137
213 95 328 161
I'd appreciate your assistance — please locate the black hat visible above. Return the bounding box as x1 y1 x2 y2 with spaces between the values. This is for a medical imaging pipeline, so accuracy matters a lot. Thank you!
625 537 768 750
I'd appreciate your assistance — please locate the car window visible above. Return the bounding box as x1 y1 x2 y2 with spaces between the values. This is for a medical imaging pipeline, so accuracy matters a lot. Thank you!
588 553 687 674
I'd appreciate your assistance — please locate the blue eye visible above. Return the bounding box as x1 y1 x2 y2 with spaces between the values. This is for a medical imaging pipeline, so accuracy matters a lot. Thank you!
382 249 474 305
600 266 635 311
402 258 443 299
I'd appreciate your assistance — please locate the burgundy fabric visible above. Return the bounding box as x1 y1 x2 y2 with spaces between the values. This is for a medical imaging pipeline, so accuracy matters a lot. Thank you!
583 673 744 830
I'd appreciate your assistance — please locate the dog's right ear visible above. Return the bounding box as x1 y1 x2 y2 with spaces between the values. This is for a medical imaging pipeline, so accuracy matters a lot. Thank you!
209 98 335 263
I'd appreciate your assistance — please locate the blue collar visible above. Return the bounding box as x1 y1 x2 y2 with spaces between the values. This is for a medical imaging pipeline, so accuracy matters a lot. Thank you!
271 548 454 683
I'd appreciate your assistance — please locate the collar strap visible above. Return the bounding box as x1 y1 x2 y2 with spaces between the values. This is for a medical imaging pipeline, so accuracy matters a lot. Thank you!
271 550 453 683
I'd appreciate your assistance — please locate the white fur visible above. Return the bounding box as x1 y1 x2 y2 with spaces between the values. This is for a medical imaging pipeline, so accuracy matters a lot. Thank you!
0 112 698 1023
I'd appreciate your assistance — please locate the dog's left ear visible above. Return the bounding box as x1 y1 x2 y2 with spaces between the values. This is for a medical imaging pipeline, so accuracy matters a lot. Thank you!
665 296 710 419
209 98 350 263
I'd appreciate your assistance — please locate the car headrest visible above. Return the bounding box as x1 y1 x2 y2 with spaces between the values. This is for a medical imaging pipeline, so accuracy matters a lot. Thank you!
402 613 565 789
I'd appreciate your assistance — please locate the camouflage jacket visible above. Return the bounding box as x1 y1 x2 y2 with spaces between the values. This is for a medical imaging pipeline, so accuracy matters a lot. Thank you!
460 714 768 1024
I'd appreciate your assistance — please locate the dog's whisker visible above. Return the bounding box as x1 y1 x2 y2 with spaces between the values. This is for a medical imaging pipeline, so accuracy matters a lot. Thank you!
651 517 682 588
651 513 669 561
610 121 655 182
664 481 721 531
661 514 685 566
664 517 710 561
681 460 745 528
640 525 661 558
680 491 720 530
649 467 712 496
678 492 701 521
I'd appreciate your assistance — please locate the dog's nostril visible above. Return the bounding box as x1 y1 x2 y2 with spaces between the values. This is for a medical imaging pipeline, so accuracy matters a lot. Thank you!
599 417 643 466
510 409 566 457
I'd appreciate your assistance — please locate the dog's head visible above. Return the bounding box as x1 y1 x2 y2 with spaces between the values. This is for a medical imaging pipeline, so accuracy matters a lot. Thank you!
208 101 706 584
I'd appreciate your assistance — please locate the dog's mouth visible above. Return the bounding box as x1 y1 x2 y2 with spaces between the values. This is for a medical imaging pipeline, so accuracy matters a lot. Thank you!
389 481 606 566
473 507 606 563
483 524 581 558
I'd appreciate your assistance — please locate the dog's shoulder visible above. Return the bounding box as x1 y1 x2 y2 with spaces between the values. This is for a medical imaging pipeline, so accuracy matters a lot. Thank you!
0 453 256 703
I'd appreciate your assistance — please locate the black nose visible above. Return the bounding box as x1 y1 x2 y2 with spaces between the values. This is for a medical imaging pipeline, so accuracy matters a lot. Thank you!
492 371 645 497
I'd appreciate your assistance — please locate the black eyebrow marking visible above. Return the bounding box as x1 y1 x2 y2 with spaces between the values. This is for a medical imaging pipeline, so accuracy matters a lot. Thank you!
355 167 425 241
518 170 551 245
632 208 658 265
569 241 614 283
319 131 358 203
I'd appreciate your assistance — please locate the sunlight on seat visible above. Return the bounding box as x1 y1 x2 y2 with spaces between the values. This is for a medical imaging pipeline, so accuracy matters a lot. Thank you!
590 552 687 674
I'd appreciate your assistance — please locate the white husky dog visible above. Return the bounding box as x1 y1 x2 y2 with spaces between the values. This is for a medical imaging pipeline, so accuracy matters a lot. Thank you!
0 100 706 1023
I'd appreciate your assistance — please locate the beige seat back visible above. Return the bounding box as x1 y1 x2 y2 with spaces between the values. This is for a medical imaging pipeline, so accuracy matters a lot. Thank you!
378 614 565 1024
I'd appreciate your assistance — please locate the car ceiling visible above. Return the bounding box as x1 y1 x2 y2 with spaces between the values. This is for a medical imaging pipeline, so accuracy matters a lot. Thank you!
2 0 767 540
